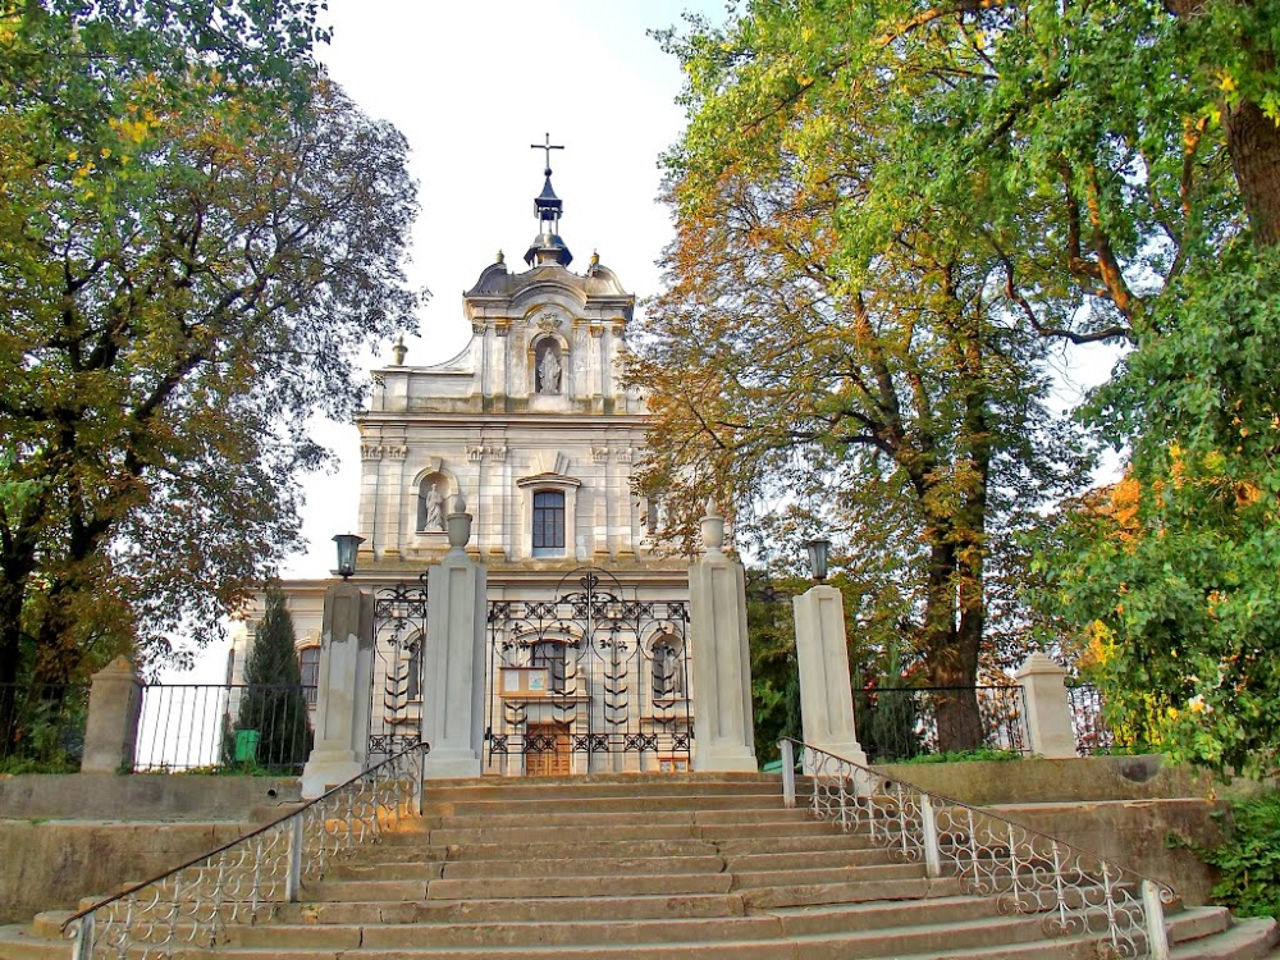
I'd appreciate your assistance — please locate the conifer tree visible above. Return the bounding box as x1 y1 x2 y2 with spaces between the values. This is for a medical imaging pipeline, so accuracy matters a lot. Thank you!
233 588 313 770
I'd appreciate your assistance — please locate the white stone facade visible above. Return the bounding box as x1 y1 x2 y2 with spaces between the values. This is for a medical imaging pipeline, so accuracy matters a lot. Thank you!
234 231 699 777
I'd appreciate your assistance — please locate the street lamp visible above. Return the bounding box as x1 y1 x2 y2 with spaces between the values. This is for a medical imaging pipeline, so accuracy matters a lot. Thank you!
332 533 365 580
804 538 831 582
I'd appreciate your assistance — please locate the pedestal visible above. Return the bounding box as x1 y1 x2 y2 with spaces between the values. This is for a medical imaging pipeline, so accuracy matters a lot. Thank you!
792 584 867 765
82 658 143 773
300 580 374 798
687 508 756 771
1016 652 1076 759
421 543 487 779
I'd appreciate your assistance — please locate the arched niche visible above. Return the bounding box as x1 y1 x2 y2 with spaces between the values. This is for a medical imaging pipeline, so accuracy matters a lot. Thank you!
531 334 567 396
416 469 453 533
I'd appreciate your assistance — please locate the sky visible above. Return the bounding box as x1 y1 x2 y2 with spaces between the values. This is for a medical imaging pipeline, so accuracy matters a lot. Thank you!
285 0 730 580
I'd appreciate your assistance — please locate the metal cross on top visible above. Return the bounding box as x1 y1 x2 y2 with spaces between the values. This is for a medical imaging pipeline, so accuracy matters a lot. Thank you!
531 132 564 175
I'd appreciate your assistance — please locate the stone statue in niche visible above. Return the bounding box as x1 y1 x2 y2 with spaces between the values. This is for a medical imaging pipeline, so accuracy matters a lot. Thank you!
419 479 445 532
536 341 562 395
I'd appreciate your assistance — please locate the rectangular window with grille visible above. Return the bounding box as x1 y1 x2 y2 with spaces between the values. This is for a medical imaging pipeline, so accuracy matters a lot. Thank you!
532 490 565 555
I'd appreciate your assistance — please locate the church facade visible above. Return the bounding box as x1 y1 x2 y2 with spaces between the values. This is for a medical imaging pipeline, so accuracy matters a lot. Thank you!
232 159 704 777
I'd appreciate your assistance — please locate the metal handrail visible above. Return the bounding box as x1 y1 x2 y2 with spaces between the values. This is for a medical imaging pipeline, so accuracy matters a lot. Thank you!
62 742 429 960
779 738 1173 960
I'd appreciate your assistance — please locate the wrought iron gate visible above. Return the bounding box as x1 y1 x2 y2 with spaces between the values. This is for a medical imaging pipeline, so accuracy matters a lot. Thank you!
485 568 692 774
368 573 428 758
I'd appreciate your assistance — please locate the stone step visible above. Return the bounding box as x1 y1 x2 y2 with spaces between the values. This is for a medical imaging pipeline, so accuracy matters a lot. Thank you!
1170 917 1280 960
422 778 791 803
417 817 844 845
278 892 749 925
390 832 880 862
426 793 790 817
136 915 1111 959
731 860 925 890
418 804 811 829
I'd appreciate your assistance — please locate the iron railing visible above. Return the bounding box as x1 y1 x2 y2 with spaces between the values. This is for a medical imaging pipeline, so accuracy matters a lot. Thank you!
62 741 428 960
134 683 316 773
779 738 1173 959
855 685 1029 762
1068 683 1116 756
0 682 89 771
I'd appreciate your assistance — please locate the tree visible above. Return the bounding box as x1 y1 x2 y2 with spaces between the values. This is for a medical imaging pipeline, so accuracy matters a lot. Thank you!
641 0 1280 759
232 586 312 770
0 2 420 696
635 3 1089 750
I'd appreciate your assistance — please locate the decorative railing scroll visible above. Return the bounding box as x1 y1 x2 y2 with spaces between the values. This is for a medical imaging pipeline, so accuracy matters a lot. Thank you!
62 742 429 960
778 738 1173 960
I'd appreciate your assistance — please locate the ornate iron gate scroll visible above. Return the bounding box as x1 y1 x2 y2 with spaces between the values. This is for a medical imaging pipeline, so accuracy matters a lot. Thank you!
485 569 691 772
368 573 428 759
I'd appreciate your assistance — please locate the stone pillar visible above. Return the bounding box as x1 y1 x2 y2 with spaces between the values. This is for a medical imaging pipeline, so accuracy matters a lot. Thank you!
422 497 487 778
81 657 143 773
688 502 757 771
1016 652 1076 759
792 584 867 765
300 580 375 798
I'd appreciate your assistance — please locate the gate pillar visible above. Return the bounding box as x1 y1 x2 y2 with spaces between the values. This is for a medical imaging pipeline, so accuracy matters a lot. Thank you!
422 500 487 778
688 503 757 771
793 583 867 765
301 580 375 798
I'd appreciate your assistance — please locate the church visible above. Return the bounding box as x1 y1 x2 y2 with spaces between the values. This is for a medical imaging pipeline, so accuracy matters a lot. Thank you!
229 146 736 782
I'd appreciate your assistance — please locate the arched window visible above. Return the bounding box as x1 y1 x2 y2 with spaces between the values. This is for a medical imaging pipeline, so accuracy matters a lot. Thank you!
532 490 565 556
532 640 567 693
298 646 320 706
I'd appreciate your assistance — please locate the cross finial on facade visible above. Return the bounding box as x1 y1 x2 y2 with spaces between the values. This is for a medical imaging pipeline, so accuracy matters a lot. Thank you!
531 132 564 176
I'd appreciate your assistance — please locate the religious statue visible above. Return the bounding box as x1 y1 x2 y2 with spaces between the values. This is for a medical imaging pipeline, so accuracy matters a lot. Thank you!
538 345 562 394
422 482 444 532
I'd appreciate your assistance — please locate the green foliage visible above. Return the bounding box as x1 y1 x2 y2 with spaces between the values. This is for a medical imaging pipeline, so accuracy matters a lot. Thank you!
897 749 1023 765
644 0 1280 776
1041 245 1280 779
0 2 420 687
746 569 801 765
232 587 312 771
1195 793 1280 920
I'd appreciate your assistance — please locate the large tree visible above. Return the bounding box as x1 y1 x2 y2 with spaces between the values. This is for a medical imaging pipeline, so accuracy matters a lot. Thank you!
0 1 420 698
634 1 1090 749
640 0 1280 766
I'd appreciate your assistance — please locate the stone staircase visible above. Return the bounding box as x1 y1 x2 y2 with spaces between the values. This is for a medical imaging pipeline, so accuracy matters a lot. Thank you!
1 772 1276 959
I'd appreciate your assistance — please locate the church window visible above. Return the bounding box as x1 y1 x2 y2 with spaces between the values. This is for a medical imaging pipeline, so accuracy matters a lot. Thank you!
298 646 320 706
532 640 567 693
532 490 565 555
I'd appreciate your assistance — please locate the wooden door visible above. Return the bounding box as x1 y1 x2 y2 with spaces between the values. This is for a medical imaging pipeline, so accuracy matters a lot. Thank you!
524 722 570 777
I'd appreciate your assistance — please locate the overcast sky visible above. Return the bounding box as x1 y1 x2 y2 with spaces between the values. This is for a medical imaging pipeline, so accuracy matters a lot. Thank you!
285 0 729 579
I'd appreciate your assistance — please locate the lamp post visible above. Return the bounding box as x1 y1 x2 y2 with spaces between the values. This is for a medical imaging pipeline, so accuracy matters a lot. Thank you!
804 538 831 582
332 533 365 580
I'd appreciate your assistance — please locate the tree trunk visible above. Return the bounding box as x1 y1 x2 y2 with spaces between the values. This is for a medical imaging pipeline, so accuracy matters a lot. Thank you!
919 534 984 752
1224 97 1280 248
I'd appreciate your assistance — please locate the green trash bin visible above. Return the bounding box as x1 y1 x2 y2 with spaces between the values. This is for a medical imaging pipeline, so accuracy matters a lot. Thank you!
233 729 260 763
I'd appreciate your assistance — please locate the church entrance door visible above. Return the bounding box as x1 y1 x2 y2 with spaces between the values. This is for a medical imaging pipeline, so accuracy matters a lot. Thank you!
523 722 570 777
485 568 692 775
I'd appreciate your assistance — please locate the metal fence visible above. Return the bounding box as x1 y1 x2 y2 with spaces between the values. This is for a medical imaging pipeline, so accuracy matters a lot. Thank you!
134 683 316 773
855 685 1029 762
1067 682 1115 756
0 682 89 772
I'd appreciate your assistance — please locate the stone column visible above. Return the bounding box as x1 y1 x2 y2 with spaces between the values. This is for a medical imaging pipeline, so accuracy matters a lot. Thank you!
422 497 487 778
1016 652 1076 759
792 584 867 765
300 580 375 798
688 502 757 771
81 657 143 773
